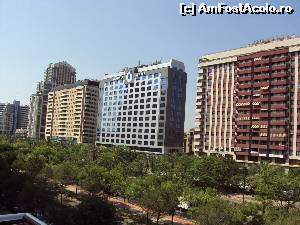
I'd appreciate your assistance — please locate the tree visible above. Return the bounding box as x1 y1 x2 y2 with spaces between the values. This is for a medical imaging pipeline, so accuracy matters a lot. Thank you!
187 189 236 225
12 154 47 177
75 196 117 225
109 166 128 200
233 202 264 225
264 207 300 225
187 155 240 190
79 164 109 196
253 163 300 208
127 175 183 225
160 180 183 225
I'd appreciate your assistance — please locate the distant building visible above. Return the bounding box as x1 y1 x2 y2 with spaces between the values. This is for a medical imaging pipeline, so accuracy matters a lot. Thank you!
183 128 196 154
96 59 187 154
195 35 300 167
17 104 29 130
45 80 99 144
0 101 29 135
28 61 76 139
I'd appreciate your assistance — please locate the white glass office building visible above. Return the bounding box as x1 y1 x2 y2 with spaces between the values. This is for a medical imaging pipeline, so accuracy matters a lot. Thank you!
96 59 187 154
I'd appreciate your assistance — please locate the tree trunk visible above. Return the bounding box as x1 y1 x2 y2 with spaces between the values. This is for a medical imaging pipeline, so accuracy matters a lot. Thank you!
75 185 78 196
156 212 161 224
146 210 149 225
171 211 175 225
60 184 63 205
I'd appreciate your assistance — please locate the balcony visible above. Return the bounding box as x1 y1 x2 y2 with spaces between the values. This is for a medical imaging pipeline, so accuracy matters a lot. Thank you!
252 90 262 95
253 81 269 88
235 151 249 156
271 72 288 79
271 96 288 102
253 74 269 81
271 80 288 86
238 61 252 67
270 112 287 117
270 128 286 133
251 144 268 149
236 121 251 126
252 136 267 141
270 120 288 126
270 88 288 94
236 136 250 141
236 102 251 108
250 151 259 157
253 67 270 73
238 83 252 89
268 153 285 158
238 69 252 75
271 104 288 110
269 145 287 151
271 56 290 63
271 64 289 71
238 76 252 82
236 143 250 148
238 93 252 98
255 97 269 102
270 137 287 141
253 59 270 66
236 128 251 133
252 113 268 118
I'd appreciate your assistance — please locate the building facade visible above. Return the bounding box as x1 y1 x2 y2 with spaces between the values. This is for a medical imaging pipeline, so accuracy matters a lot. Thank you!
28 62 76 139
0 101 29 135
195 36 300 167
96 59 187 154
183 128 196 153
45 80 99 144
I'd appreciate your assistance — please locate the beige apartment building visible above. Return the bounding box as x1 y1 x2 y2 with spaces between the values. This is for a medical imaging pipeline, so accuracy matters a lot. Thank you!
183 128 196 154
45 80 99 144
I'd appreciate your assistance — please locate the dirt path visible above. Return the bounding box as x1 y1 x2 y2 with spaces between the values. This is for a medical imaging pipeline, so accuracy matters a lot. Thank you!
65 185 195 225
109 196 195 225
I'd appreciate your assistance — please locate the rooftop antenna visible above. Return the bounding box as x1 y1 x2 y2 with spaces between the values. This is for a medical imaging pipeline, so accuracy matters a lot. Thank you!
138 60 141 66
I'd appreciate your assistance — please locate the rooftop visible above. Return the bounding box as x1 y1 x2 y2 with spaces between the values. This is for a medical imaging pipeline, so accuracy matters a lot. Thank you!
200 35 300 62
104 58 185 79
51 79 99 92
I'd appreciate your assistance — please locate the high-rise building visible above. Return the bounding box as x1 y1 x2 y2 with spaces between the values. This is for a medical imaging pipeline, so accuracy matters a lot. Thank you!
45 80 99 144
195 35 300 167
0 101 29 135
28 61 76 139
96 59 187 154
17 104 29 130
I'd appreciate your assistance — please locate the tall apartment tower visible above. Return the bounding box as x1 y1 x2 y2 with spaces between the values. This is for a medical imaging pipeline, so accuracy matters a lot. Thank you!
96 59 187 154
195 35 300 167
45 80 99 144
17 105 29 130
0 101 29 135
28 62 76 139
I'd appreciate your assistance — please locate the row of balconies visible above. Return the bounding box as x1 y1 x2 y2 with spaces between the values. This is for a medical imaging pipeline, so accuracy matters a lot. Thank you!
235 143 287 151
238 64 289 75
236 136 287 142
238 56 290 68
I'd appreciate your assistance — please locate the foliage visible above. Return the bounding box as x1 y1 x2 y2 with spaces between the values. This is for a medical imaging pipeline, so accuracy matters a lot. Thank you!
0 136 300 225
75 196 117 225
252 163 300 207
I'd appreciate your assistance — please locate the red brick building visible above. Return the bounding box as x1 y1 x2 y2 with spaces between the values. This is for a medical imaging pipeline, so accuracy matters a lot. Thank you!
195 36 300 167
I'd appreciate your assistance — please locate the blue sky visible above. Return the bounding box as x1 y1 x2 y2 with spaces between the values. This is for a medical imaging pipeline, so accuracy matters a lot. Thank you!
0 0 299 130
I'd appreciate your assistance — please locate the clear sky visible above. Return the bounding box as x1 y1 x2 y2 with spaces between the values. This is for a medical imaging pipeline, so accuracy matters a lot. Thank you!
0 0 299 130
